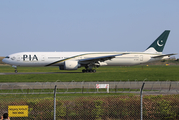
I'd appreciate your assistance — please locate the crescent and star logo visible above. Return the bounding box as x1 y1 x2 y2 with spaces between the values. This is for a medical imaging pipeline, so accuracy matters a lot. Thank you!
157 40 164 47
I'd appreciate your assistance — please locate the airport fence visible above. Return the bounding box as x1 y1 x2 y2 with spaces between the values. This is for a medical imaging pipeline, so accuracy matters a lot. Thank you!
0 80 179 94
0 80 179 120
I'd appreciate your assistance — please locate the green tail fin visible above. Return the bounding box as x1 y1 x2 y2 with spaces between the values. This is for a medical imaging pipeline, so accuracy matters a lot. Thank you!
145 30 170 53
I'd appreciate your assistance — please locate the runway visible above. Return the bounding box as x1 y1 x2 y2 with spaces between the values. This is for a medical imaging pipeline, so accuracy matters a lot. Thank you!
0 72 81 75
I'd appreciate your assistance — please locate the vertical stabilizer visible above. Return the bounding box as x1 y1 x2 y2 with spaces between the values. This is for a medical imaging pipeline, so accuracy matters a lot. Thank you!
144 30 170 54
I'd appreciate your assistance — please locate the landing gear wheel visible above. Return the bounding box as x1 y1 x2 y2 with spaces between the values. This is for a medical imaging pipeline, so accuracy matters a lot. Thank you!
15 70 18 73
82 69 96 73
82 69 86 73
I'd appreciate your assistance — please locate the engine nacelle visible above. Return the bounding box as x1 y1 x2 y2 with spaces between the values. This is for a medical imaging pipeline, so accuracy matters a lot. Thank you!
162 56 170 60
59 61 80 70
95 62 107 67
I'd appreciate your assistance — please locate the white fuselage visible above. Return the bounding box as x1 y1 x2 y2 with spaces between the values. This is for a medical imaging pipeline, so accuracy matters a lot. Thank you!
2 52 165 67
2 30 174 73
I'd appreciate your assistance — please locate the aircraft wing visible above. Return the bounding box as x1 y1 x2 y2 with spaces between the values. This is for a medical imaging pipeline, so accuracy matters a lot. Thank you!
46 53 128 66
152 53 177 58
79 53 128 64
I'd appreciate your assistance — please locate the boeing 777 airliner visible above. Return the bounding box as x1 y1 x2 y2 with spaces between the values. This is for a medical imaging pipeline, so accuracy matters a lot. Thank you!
2 30 176 73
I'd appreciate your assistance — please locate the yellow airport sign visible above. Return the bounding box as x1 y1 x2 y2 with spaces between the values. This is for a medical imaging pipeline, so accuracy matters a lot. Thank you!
8 105 28 117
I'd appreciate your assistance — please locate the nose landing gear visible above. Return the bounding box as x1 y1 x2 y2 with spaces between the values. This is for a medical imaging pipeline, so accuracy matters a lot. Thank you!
15 69 18 73
12 65 18 73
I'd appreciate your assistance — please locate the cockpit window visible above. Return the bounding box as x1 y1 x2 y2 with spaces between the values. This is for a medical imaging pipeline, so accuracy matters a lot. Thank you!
5 56 10 59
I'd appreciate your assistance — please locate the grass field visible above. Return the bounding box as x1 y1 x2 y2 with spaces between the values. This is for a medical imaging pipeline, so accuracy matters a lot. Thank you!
0 65 179 82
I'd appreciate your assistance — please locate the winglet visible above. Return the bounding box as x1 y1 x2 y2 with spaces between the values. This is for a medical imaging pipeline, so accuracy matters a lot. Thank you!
144 30 170 54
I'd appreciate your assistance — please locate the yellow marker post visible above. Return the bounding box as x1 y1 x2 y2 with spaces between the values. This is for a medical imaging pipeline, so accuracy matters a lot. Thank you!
8 105 28 117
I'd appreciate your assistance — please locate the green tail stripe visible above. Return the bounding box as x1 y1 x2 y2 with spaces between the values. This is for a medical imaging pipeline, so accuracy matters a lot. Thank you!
146 30 170 52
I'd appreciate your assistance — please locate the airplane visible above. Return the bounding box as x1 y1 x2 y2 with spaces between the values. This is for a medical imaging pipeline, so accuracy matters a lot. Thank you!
2 30 176 73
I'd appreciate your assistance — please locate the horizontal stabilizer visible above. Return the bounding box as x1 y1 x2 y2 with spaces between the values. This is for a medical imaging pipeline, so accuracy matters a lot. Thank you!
152 53 177 58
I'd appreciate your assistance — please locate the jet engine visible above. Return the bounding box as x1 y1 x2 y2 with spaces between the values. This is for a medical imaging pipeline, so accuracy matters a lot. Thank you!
59 61 80 70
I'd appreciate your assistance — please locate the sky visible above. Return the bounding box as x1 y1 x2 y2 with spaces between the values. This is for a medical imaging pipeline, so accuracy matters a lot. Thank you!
0 1 179 58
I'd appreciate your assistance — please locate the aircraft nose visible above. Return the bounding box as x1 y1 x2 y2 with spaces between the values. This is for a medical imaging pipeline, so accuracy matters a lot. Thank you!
2 58 8 64
2 58 6 63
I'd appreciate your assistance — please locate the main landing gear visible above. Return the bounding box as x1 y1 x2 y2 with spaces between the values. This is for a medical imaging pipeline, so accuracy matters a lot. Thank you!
82 65 96 73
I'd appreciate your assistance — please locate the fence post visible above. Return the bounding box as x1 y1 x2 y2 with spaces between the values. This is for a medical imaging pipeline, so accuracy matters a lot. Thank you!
82 86 84 94
54 85 57 120
140 82 145 120
115 85 117 93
